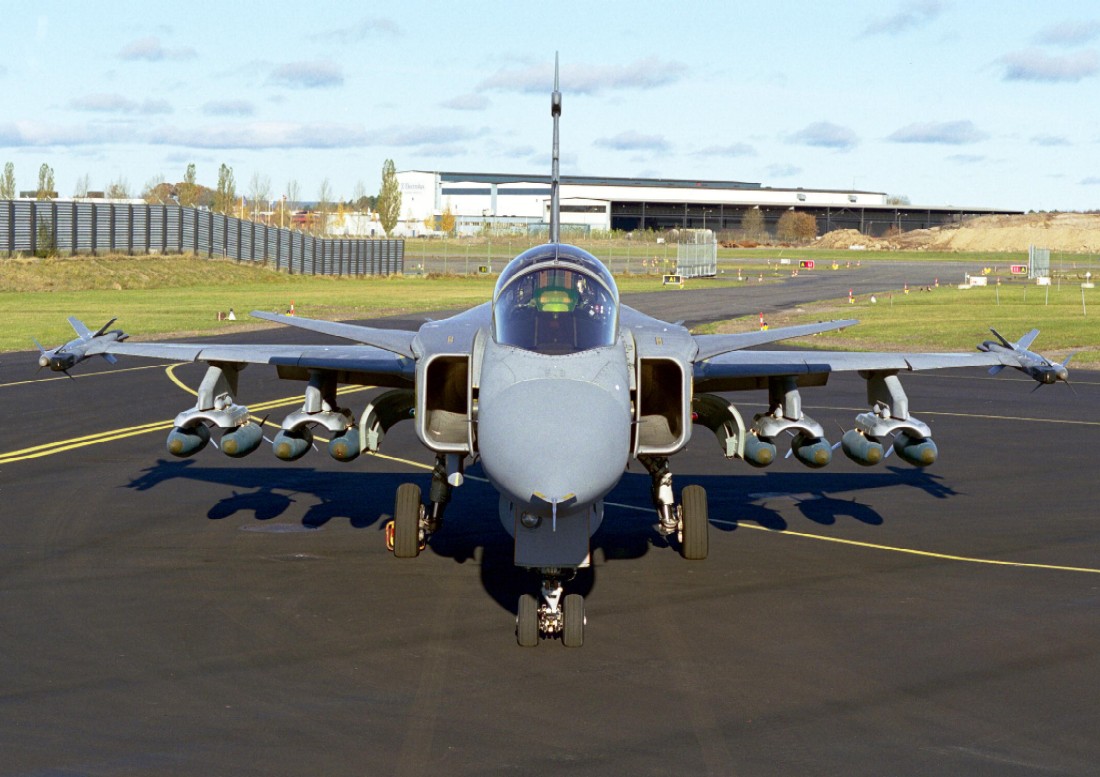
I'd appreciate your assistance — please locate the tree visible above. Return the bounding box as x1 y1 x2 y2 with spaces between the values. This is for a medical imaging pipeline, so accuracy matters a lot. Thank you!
440 203 456 236
106 176 130 199
37 163 55 200
73 173 91 198
740 206 765 239
0 162 14 200
248 172 271 219
377 159 401 236
178 163 199 208
776 211 818 242
214 163 236 214
316 178 333 236
886 194 911 205
142 174 167 204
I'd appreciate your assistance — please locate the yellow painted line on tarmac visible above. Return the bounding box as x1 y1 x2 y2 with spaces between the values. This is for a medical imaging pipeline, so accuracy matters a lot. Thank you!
0 366 371 465
604 500 1100 575
0 362 173 389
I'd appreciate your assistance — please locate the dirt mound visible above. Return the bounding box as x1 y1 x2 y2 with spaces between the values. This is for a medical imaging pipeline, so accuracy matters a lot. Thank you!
815 229 885 250
821 213 1100 253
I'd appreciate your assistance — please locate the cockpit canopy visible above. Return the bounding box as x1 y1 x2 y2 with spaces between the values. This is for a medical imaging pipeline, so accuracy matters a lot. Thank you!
492 244 619 354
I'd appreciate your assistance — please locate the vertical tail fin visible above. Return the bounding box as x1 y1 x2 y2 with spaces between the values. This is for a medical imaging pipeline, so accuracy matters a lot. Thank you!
549 52 561 244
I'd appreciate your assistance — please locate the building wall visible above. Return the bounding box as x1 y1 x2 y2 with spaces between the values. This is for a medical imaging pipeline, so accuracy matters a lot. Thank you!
393 170 1018 237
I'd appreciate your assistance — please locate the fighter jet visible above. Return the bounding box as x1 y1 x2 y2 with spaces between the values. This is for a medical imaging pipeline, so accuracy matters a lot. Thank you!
39 61 1070 647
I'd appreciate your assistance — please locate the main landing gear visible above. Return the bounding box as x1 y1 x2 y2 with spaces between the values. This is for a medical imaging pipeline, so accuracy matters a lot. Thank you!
384 454 454 558
516 570 585 648
640 455 709 560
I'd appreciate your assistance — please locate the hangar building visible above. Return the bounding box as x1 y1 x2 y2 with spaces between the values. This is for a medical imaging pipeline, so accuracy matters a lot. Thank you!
395 170 1020 238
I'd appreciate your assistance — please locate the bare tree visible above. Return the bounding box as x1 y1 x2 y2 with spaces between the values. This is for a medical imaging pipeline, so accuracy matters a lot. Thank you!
248 172 271 221
740 206 765 240
73 173 91 198
142 174 167 204
106 176 130 199
316 178 333 236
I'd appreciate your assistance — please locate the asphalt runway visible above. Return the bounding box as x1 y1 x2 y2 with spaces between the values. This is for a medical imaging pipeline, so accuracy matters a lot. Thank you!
2 274 1099 776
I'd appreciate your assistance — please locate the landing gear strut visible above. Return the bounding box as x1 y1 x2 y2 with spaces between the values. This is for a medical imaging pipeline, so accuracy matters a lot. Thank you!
516 569 585 647
640 455 709 560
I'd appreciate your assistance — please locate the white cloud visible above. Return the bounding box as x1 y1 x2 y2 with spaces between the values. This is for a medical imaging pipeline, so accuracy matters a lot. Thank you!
888 120 988 144
269 61 344 89
788 122 859 151
862 0 946 36
479 57 687 95
118 36 196 61
1033 20 1100 46
999 49 1099 82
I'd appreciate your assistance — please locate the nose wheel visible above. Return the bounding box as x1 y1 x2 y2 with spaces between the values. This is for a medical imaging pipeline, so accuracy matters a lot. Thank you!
516 570 585 647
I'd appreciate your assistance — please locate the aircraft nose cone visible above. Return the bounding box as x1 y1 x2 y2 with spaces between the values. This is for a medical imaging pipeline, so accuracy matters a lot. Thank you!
478 378 631 510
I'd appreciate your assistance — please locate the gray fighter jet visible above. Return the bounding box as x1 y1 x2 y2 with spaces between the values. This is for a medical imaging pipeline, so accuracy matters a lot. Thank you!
39 63 1070 647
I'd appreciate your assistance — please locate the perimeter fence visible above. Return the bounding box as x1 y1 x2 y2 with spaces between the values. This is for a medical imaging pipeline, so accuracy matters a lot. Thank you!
0 200 404 276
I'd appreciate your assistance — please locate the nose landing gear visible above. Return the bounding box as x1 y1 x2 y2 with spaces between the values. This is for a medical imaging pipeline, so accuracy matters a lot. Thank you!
516 570 585 647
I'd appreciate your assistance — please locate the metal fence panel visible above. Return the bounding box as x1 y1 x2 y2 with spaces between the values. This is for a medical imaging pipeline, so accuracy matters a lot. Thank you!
0 201 403 274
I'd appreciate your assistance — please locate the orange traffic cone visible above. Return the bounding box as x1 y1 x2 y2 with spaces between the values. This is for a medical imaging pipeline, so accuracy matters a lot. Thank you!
289 301 296 316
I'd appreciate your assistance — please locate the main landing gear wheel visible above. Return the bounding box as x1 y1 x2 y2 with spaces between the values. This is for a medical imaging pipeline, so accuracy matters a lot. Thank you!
392 483 424 559
516 594 539 647
562 593 585 648
679 484 709 561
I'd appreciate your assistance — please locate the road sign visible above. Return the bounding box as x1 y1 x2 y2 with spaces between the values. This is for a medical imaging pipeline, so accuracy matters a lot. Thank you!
1010 264 1028 275
798 260 815 269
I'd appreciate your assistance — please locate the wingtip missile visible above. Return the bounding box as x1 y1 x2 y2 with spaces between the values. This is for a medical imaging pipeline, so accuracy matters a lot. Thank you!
36 317 128 373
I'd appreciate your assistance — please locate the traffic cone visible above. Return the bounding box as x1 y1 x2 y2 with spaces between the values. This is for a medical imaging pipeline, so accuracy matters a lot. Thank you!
848 288 854 304
759 311 765 330
289 301 296 316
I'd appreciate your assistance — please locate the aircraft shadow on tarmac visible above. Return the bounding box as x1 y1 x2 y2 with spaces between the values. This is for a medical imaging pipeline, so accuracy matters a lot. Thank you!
126 458 957 615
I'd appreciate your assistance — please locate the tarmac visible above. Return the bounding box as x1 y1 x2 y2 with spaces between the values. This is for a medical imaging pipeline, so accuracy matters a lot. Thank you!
2 269 1098 776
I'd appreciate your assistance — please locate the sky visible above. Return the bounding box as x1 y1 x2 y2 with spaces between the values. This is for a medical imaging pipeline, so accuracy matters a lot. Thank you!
2 1 1099 212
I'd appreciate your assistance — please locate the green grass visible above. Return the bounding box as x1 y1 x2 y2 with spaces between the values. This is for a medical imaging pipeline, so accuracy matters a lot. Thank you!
698 281 1100 364
9 253 1098 366
4 253 734 352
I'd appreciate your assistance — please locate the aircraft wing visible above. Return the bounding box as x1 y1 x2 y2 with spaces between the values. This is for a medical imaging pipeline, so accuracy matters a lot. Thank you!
693 319 859 360
85 340 414 386
694 348 1017 391
249 311 417 357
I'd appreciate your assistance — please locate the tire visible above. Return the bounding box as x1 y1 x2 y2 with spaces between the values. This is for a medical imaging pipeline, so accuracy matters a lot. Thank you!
680 484 709 561
393 483 422 559
516 594 539 647
562 593 585 648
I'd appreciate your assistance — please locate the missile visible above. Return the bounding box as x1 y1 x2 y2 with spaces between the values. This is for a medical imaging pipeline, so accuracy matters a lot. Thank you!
328 428 361 462
166 425 210 458
841 429 884 466
743 432 777 468
273 427 313 461
221 422 264 458
893 432 937 467
791 431 832 469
